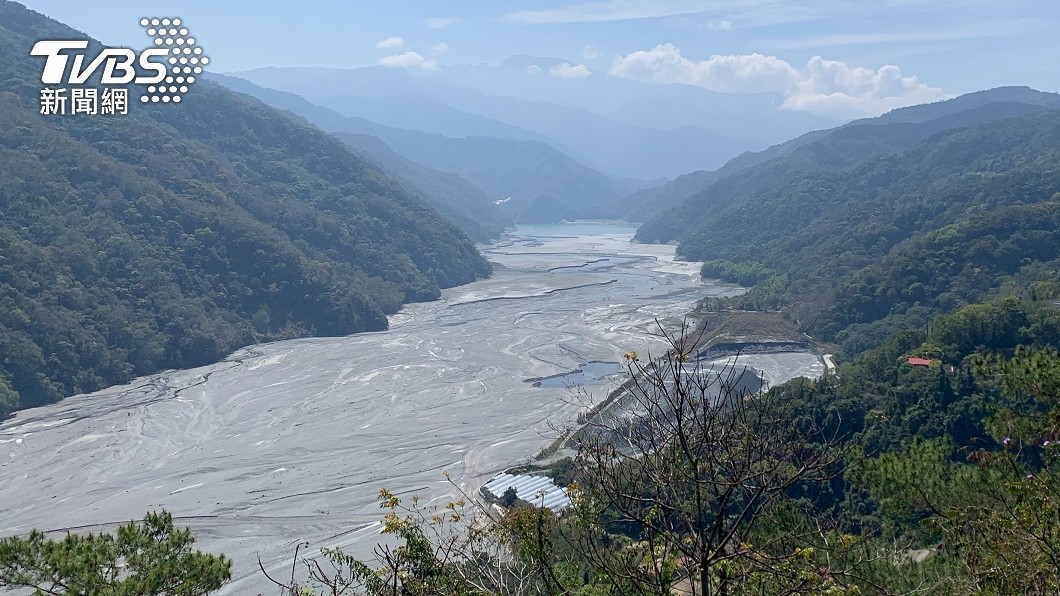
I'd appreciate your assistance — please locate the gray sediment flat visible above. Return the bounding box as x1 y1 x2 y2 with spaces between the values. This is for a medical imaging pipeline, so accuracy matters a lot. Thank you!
707 353 825 390
0 223 813 593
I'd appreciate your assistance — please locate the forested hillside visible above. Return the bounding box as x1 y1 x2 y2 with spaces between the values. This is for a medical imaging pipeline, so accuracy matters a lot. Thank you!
636 90 1060 356
635 87 1060 233
208 74 511 242
230 65 768 182
604 168 720 223
5 1 1060 594
582 87 1060 595
0 2 491 417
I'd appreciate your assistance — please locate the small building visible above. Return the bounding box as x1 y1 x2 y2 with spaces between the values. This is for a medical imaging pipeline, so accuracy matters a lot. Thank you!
907 357 933 366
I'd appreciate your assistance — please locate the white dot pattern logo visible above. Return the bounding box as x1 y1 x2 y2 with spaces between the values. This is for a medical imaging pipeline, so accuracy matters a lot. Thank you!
139 17 208 104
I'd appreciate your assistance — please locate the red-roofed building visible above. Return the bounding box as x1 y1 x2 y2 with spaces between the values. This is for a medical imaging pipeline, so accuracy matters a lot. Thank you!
907 357 933 366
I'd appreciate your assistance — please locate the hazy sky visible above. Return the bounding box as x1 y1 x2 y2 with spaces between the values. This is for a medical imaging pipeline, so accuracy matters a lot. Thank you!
17 0 1060 118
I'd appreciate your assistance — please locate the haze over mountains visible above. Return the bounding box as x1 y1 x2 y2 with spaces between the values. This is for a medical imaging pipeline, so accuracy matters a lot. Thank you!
218 55 1060 369
211 62 1060 251
638 86 1060 247
4 0 1057 423
0 1 490 415
208 73 627 225
207 62 846 225
230 64 829 181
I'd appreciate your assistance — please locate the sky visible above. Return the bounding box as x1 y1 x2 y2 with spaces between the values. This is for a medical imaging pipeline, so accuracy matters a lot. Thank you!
16 0 1060 119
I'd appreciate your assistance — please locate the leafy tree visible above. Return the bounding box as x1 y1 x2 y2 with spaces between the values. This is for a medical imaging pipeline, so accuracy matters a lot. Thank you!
562 323 854 594
698 260 777 287
263 486 563 596
851 345 1060 593
501 487 519 508
0 511 231 595
0 375 17 418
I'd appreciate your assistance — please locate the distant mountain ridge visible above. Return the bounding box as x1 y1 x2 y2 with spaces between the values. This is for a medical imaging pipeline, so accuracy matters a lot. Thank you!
337 132 513 242
209 73 511 242
619 87 1060 224
444 57 838 144
634 87 1060 238
230 65 764 180
0 1 491 417
210 73 628 223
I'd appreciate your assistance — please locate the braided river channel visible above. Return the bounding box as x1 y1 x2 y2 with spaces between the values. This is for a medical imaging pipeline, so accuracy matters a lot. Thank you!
0 222 824 592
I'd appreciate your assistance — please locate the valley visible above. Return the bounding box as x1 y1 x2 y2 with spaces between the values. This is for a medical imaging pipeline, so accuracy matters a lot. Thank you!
2 2 1059 592
0 224 825 593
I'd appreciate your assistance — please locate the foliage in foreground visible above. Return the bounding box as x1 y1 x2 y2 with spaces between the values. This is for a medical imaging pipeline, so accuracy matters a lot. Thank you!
262 326 878 594
0 511 230 595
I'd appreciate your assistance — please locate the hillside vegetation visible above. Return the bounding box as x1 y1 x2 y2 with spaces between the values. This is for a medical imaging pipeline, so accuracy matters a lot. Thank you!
0 2 490 417
5 4 1060 594
636 89 1060 356
209 74 512 242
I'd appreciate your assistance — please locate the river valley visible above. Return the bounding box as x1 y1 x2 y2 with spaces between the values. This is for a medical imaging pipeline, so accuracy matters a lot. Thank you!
0 223 823 592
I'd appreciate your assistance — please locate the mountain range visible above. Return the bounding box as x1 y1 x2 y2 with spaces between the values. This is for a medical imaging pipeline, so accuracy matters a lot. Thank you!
210 74 631 224
0 1 490 416
230 65 784 181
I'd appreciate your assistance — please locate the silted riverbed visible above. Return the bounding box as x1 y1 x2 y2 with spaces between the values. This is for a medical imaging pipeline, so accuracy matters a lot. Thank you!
0 223 819 592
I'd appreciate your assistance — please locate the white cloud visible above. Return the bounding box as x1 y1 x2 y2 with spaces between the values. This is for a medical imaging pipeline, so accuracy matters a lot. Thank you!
426 17 459 29
759 19 1042 49
526 64 543 75
505 0 822 26
609 44 947 118
609 44 799 93
583 44 602 60
783 56 948 119
505 0 985 29
379 51 438 71
550 62 592 79
430 42 449 56
707 19 733 31
375 37 404 50
508 0 731 24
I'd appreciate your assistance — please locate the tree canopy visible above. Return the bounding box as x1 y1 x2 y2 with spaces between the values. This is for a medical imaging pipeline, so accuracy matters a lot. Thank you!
0 2 491 418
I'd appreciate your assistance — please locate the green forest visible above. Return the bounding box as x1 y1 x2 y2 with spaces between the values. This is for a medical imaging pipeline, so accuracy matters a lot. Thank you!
642 92 1060 360
0 3 491 417
198 75 515 243
205 73 624 226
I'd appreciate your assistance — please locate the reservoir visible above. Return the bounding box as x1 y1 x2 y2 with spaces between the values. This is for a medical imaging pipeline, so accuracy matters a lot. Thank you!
0 222 821 592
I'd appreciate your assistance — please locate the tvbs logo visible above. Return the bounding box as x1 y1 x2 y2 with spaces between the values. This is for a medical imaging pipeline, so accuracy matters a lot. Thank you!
32 41 169 85
31 18 209 115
